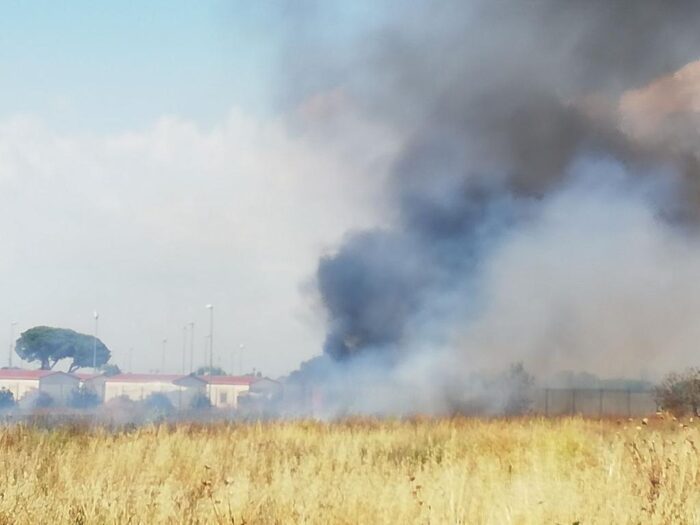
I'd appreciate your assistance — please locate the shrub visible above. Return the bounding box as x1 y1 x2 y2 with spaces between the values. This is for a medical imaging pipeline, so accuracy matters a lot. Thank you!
190 392 212 409
144 392 174 414
0 388 15 410
68 386 101 409
502 362 535 415
33 391 54 409
655 368 700 416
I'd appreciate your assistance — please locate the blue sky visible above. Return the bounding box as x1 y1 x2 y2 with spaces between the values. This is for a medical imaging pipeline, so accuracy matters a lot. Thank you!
0 1 385 133
0 1 281 131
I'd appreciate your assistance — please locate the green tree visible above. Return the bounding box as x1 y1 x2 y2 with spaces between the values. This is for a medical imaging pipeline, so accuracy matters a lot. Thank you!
100 363 121 376
16 326 111 371
195 366 227 376
67 332 111 372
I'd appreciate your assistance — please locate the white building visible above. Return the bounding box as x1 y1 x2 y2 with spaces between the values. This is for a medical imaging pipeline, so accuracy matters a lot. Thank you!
102 373 206 409
0 369 281 411
197 375 259 408
75 373 108 401
0 369 79 405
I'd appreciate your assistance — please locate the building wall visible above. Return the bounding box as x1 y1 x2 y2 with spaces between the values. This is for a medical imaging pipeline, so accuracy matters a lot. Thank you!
0 379 39 402
40 375 80 405
0 376 79 406
83 378 107 401
104 381 202 409
104 380 247 409
249 379 282 397
206 384 250 408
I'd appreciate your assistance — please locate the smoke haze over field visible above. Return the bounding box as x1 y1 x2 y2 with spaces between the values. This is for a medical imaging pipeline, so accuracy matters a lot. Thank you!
289 0 700 401
6 2 700 404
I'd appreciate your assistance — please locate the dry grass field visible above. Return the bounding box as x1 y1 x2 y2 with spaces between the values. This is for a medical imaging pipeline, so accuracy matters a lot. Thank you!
0 417 697 524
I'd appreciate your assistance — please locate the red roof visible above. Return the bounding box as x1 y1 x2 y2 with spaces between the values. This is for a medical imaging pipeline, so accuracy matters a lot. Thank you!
196 375 258 386
0 369 64 380
74 373 103 381
104 373 198 384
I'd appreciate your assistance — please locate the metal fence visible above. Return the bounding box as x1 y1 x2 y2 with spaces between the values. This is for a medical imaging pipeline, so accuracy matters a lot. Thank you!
531 388 657 417
279 385 660 418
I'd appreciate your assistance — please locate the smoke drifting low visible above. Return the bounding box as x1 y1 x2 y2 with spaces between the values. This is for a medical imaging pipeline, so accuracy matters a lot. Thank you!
291 0 700 412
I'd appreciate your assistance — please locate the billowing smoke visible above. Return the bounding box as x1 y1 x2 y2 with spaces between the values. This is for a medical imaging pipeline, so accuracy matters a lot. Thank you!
291 1 700 412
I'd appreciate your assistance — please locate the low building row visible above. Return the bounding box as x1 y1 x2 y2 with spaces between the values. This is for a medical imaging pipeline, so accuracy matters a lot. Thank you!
0 369 281 409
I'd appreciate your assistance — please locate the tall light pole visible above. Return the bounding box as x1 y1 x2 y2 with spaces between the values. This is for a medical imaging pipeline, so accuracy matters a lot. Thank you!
161 338 167 373
8 322 17 368
238 343 245 376
92 312 99 373
181 325 188 375
205 304 213 375
189 322 195 374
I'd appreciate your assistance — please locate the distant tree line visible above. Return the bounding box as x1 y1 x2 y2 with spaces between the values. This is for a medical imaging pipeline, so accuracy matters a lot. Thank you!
195 366 226 376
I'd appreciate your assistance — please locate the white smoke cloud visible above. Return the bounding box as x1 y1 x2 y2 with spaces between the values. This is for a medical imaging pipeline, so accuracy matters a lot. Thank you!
298 154 700 418
454 155 700 380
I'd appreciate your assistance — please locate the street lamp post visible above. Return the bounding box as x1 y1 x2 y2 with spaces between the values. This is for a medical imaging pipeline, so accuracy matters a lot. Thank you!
8 322 17 368
189 322 195 374
182 325 188 375
92 312 99 373
205 305 213 375
161 339 167 373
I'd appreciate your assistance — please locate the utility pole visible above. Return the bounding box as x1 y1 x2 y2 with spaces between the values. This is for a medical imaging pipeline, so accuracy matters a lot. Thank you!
239 343 245 376
206 305 213 374
161 338 167 373
92 312 99 373
189 322 195 374
8 322 17 368
182 325 187 375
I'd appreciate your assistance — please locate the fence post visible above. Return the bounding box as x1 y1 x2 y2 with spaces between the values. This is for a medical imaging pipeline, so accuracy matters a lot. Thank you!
572 389 577 415
544 388 549 417
599 388 603 418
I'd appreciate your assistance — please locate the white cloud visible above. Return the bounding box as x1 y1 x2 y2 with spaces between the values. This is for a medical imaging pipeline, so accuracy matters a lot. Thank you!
0 104 397 376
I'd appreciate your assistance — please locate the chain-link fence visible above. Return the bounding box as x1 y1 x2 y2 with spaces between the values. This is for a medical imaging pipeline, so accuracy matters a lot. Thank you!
531 388 657 417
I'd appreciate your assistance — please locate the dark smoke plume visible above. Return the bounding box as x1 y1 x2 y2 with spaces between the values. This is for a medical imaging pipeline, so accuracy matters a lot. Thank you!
291 1 700 399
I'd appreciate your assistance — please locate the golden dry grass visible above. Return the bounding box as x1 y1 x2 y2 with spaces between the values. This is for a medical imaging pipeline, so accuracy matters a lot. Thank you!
0 417 697 524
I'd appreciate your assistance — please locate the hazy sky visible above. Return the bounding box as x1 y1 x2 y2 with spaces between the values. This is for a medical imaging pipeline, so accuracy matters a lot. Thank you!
0 1 394 376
